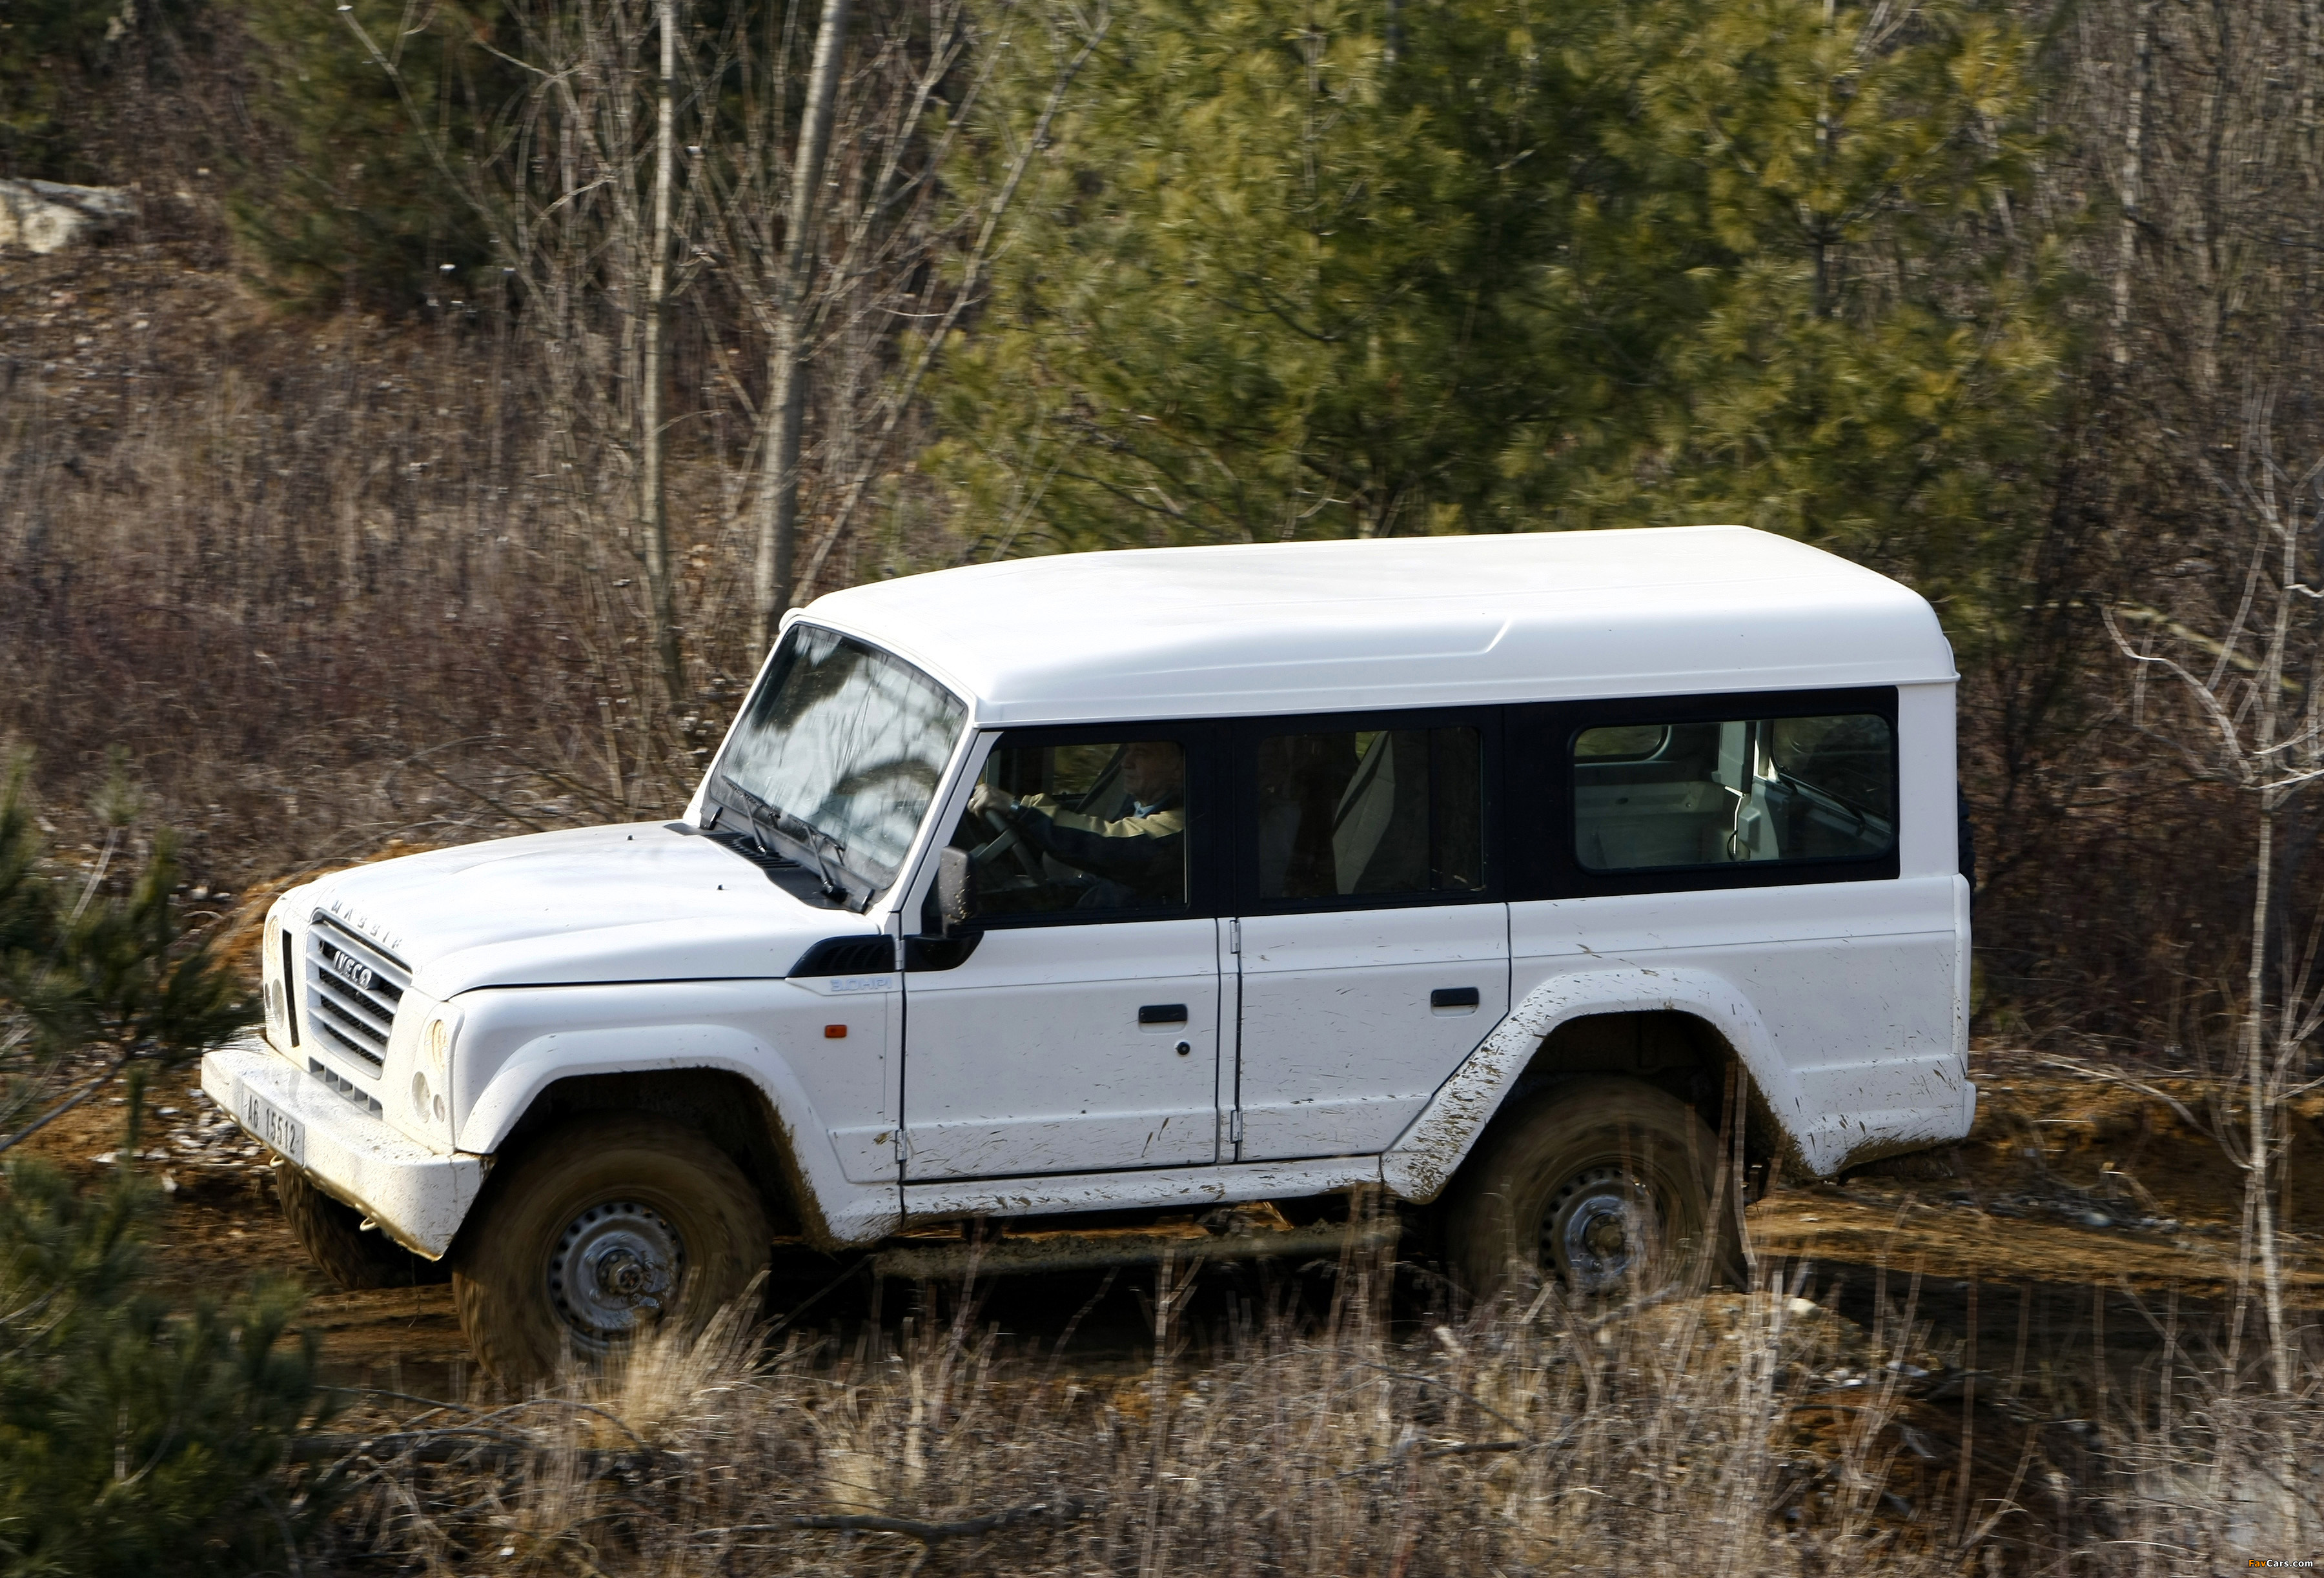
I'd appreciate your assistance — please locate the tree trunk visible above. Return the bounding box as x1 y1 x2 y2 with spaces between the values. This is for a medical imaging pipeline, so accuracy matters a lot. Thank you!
790 6 1114 603
640 0 684 705
2245 789 2290 1395
751 0 853 660
2110 0 2154 365
2240 492 2296 1407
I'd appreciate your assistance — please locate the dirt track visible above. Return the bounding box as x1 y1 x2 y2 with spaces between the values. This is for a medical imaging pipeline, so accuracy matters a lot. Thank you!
26 1058 2324 1397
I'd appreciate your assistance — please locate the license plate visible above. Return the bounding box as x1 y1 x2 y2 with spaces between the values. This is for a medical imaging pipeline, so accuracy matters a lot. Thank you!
242 1088 305 1167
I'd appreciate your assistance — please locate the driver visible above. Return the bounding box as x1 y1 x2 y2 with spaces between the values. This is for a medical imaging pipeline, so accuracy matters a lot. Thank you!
967 740 1185 904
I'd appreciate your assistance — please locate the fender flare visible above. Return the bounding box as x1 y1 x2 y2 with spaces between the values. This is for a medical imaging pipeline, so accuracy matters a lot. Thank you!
460 1024 901 1246
1380 966 1808 1202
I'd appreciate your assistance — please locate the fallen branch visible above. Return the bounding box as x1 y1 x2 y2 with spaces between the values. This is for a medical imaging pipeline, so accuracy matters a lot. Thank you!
0 1051 129 1157
2032 1054 2210 1134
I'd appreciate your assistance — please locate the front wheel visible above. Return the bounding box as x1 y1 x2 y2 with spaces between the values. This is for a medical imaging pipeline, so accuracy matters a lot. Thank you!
449 1112 770 1385
1443 1077 1738 1304
276 1164 449 1290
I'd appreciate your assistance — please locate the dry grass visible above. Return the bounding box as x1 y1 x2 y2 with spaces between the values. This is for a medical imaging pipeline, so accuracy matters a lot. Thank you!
0 238 961 904
309 1243 2324 1576
2 243 665 885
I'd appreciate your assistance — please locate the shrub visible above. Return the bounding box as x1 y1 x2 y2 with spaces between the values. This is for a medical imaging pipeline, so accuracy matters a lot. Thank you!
0 1160 330 1577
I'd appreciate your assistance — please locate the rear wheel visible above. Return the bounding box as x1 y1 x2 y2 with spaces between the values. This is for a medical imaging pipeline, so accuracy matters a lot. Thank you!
1444 1077 1737 1304
276 1164 447 1290
449 1113 770 1385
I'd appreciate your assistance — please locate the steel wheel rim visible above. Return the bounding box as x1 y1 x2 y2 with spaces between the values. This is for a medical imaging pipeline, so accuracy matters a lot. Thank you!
1541 1165 1662 1296
547 1199 687 1344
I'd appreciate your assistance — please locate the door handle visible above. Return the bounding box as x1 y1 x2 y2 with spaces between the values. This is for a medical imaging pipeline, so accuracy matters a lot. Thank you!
1139 1003 1189 1026
1430 987 1481 1010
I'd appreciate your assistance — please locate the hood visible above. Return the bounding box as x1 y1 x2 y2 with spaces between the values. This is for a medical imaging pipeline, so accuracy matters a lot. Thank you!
296 822 875 998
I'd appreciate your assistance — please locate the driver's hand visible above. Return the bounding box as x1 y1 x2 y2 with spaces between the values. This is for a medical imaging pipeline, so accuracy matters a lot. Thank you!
968 782 1017 818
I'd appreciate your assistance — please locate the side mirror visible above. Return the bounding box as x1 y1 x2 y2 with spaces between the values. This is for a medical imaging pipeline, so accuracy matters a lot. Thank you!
935 845 977 936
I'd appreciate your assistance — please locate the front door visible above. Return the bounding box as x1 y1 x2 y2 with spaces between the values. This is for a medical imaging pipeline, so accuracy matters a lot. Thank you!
1230 717 1510 1160
902 728 1223 1180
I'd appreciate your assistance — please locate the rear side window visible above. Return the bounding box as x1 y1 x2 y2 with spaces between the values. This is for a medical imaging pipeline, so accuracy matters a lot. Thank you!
1255 727 1483 899
1573 713 1894 873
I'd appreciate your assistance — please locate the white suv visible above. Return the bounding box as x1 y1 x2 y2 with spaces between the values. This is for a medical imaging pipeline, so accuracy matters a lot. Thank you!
203 527 1973 1379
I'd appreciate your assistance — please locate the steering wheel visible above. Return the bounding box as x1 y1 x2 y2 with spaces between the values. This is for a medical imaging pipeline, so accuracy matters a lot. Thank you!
972 804 1047 885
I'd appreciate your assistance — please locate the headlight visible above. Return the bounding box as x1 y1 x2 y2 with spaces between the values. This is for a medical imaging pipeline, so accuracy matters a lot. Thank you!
409 1013 457 1131
263 913 289 1044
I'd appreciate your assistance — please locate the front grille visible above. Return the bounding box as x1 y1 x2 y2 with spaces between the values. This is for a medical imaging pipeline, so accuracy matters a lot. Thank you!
305 915 409 1072
310 1058 383 1117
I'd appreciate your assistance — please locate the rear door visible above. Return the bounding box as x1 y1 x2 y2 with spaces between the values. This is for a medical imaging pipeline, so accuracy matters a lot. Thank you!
900 725 1225 1180
1228 713 1509 1160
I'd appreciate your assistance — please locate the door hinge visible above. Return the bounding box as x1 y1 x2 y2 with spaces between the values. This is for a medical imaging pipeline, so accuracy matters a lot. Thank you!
1228 918 1241 955
1228 1108 1244 1146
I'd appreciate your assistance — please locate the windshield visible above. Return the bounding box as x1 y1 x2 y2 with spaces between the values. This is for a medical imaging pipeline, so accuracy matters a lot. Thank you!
710 626 966 897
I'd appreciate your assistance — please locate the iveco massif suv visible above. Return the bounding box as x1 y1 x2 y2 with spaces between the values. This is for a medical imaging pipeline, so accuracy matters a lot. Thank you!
203 526 1973 1380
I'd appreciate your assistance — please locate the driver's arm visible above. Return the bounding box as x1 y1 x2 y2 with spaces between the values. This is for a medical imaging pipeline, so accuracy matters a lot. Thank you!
972 785 1183 873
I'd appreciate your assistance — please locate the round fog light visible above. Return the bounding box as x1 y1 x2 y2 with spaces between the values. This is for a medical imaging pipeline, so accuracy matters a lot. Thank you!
411 1069 432 1117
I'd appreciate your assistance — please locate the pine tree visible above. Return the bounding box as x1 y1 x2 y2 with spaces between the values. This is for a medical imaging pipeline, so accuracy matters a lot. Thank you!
930 0 2066 635
0 0 201 182
933 0 1607 548
0 1162 329 1578
0 764 320 1575
0 754 253 1158
230 0 518 309
1552 0 2068 622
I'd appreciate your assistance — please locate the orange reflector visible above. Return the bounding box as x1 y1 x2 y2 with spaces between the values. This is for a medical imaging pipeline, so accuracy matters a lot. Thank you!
824 1024 848 1039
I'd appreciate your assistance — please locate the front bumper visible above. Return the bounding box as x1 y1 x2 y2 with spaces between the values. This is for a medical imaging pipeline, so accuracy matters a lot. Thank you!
199 1035 489 1259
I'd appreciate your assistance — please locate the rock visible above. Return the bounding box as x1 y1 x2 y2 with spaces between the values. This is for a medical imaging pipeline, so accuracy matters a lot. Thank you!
0 180 133 255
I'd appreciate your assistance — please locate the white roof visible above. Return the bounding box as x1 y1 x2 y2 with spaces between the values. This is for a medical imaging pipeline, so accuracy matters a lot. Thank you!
795 526 1955 726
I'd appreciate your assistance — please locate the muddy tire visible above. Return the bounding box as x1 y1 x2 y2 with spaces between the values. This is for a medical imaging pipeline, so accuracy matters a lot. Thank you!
1444 1077 1738 1304
449 1113 770 1386
276 1164 448 1290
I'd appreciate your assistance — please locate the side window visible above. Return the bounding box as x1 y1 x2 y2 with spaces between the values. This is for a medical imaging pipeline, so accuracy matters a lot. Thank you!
1572 713 1894 872
1254 727 1483 900
947 736 1190 921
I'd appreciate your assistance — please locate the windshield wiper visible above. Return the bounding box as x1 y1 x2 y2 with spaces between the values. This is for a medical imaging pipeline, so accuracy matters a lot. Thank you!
777 811 852 908
722 779 859 910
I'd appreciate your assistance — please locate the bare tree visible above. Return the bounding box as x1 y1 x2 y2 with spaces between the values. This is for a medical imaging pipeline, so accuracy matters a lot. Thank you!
332 0 1116 754
751 0 853 653
335 0 719 752
728 0 1114 655
1963 0 2324 1056
2104 389 2324 1412
640 0 685 703
2106 0 2156 366
789 0 1110 609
